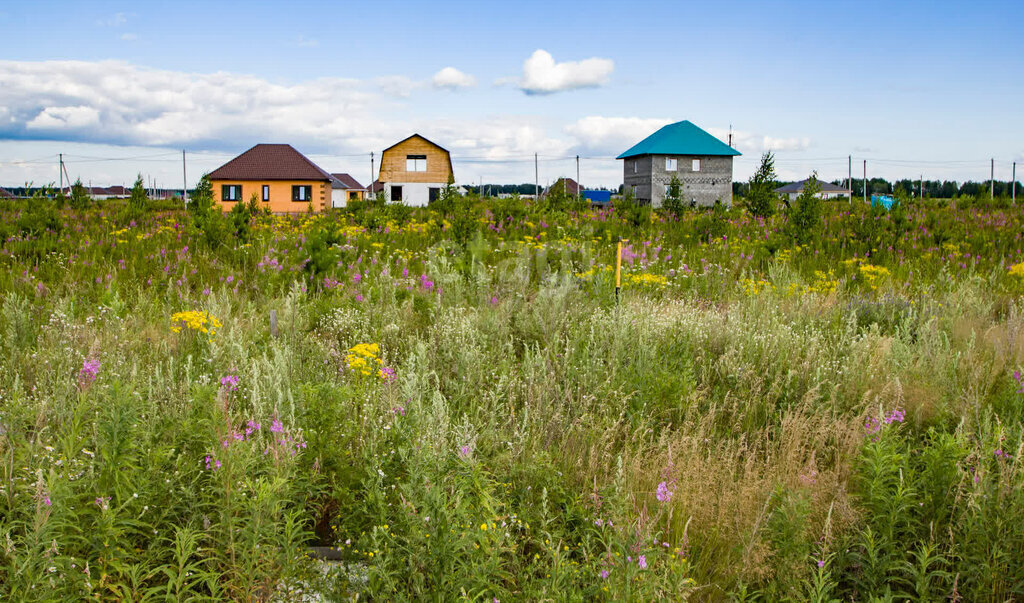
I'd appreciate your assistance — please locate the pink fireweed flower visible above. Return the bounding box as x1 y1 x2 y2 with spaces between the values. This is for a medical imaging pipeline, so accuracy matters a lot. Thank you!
637 555 647 569
220 374 240 391
270 419 284 433
380 366 397 382
78 357 101 388
655 481 674 503
599 569 610 579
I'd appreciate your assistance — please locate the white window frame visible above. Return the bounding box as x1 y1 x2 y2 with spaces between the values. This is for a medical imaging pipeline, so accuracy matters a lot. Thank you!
632 160 638 174
692 159 701 172
665 157 677 171
406 155 427 172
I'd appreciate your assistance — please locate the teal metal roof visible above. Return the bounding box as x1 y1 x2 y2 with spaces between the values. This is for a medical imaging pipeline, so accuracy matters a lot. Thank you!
616 120 741 159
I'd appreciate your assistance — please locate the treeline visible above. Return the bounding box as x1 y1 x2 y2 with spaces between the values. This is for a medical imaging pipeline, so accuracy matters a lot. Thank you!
733 178 1022 199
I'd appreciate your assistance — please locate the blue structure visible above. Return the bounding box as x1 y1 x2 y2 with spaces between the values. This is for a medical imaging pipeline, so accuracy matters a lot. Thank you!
871 194 896 210
583 190 612 204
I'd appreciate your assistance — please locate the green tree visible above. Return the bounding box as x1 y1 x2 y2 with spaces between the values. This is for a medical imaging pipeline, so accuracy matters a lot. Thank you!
69 178 90 210
662 175 685 216
188 173 214 218
129 174 148 213
788 173 822 245
744 152 777 218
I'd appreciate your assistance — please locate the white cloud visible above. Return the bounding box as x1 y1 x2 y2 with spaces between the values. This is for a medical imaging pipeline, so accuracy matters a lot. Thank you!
295 35 319 48
519 50 614 95
432 67 476 90
761 136 811 152
566 116 672 155
26 106 101 130
120 33 138 41
97 12 131 27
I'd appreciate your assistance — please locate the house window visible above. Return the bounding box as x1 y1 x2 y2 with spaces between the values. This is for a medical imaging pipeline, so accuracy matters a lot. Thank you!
349 191 359 200
406 155 427 172
632 160 638 174
262 185 270 202
390 185 403 201
692 159 701 172
291 185 313 202
221 184 242 201
428 187 440 202
665 158 677 171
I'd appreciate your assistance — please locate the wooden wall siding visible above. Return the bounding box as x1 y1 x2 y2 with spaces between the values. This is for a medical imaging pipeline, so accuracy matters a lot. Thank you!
212 179 330 213
378 136 453 184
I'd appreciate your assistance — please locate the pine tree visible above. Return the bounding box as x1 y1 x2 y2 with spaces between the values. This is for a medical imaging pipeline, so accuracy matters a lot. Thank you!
129 174 148 213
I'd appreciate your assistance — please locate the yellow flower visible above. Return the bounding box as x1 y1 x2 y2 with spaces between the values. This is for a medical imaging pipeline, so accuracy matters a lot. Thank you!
480 523 488 531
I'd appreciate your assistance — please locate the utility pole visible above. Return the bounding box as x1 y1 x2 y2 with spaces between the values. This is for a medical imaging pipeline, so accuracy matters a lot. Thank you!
728 124 733 148
576 154 581 202
863 159 867 204
1013 161 1017 206
370 152 374 198
919 174 923 199
990 158 995 198
59 153 63 194
848 155 852 199
534 153 539 198
182 149 188 207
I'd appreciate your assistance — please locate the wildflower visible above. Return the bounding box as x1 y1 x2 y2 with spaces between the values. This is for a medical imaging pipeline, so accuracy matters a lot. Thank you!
380 366 397 382
599 569 610 579
95 496 110 510
270 419 284 433
392 405 405 416
220 374 240 391
638 555 647 569
883 408 905 424
655 481 674 503
459 444 473 458
480 523 488 531
78 358 100 388
817 559 825 568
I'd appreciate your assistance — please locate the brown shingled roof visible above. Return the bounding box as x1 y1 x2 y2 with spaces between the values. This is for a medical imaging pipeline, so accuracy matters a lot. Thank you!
330 173 366 190
209 144 332 181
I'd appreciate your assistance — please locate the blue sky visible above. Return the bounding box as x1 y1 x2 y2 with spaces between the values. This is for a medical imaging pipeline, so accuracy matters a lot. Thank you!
1 0 1022 189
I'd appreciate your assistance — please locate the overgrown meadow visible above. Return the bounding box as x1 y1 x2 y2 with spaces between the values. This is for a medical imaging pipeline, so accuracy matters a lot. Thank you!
2 190 1024 601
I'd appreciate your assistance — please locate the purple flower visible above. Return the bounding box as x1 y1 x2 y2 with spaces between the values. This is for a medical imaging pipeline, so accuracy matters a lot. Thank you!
599 569 610 579
637 555 647 569
392 405 406 416
78 358 101 385
817 559 825 568
458 444 473 458
220 374 240 391
656 481 674 503
270 419 284 433
380 366 397 382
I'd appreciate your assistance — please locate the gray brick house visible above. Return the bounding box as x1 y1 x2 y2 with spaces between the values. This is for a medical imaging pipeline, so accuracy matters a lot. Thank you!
617 120 740 207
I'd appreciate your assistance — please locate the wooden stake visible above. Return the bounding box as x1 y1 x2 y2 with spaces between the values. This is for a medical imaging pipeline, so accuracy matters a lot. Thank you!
269 309 278 338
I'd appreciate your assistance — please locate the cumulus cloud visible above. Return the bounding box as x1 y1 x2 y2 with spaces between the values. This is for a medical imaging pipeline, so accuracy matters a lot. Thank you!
519 50 613 95
566 116 673 154
432 67 476 90
26 106 101 130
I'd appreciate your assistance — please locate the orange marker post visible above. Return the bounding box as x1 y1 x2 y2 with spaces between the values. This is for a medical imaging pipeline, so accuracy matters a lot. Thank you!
615 238 625 304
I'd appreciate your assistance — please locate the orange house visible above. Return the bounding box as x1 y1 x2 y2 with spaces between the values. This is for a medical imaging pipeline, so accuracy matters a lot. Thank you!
209 144 333 213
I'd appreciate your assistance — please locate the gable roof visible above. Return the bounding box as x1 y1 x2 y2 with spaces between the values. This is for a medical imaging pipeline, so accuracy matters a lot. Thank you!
543 177 581 196
382 133 450 155
617 120 741 159
774 179 851 194
0 186 13 199
209 144 332 181
330 173 365 190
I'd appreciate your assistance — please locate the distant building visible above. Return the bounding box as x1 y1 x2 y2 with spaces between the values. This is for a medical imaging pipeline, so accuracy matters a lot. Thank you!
329 173 366 207
209 144 333 213
617 120 740 208
774 180 852 202
374 134 454 206
542 177 582 198
0 186 14 199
